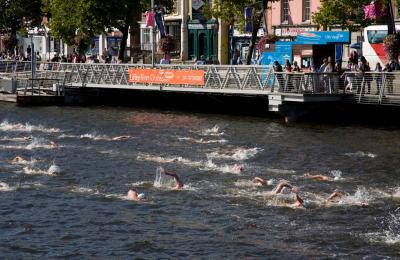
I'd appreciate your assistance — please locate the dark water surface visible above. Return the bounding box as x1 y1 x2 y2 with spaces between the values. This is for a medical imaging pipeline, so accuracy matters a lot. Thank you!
0 103 399 259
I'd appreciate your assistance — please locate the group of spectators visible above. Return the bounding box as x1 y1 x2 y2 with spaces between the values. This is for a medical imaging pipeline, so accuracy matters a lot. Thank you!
272 50 399 94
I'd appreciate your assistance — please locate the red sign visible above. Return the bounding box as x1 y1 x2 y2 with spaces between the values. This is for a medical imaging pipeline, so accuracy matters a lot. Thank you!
128 69 205 86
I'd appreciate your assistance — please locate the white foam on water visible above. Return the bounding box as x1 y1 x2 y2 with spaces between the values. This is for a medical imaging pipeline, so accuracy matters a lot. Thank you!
19 182 45 189
359 209 400 246
1 136 33 142
80 133 110 140
22 166 56 176
345 151 377 158
0 181 16 192
26 138 58 150
266 168 297 174
337 186 372 206
70 186 100 195
138 153 244 174
98 150 120 156
58 134 79 139
153 167 177 189
0 120 61 133
200 160 244 174
127 181 152 187
137 153 203 168
178 136 228 144
192 125 225 136
206 147 263 161
393 188 400 198
329 169 343 181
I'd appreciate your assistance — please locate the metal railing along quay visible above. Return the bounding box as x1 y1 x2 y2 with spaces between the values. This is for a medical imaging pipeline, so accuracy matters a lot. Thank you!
1 60 400 106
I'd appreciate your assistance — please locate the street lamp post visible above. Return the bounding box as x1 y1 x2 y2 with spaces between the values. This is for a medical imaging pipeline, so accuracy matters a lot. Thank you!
28 33 36 91
151 0 156 67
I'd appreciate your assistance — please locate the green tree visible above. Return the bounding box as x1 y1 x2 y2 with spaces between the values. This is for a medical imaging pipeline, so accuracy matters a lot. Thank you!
312 0 394 32
44 0 174 61
105 0 174 61
207 0 278 65
0 0 42 52
43 0 109 54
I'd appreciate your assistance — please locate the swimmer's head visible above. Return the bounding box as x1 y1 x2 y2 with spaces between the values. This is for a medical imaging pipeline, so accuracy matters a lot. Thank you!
303 200 311 209
267 179 275 186
137 193 146 199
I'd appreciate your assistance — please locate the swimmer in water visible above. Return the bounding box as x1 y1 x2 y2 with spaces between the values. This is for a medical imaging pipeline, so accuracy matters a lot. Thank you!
253 177 274 186
253 177 267 186
12 156 26 163
272 181 293 194
327 190 344 202
127 189 146 201
50 141 58 149
326 190 368 207
23 136 33 141
303 173 334 181
290 186 309 208
231 164 244 173
162 169 184 189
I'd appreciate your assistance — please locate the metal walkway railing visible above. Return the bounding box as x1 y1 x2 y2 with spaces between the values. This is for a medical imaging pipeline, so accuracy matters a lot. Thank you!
1 60 400 105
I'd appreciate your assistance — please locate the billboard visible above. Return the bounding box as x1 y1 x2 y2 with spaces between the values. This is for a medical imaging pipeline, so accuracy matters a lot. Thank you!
295 31 350 45
128 69 205 86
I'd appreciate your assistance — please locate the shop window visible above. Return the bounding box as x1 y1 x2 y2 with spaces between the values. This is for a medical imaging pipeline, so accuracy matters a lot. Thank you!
303 0 310 21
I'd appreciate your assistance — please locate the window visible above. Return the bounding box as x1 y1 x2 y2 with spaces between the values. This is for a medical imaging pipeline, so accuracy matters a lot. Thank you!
282 0 289 22
141 28 151 50
367 30 387 44
303 0 310 21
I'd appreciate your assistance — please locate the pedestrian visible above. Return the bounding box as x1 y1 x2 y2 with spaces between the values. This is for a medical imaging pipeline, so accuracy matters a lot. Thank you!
195 55 207 65
374 62 382 94
383 63 394 94
160 53 171 64
359 56 372 94
273 60 284 90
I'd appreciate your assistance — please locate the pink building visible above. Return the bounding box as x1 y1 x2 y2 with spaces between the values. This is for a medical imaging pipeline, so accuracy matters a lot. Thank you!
270 0 321 36
267 0 342 69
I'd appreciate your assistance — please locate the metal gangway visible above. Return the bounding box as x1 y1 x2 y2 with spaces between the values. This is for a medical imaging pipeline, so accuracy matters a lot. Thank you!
1 60 400 108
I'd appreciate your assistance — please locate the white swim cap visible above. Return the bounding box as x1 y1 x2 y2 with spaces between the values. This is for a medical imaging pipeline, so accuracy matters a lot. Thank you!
137 193 146 199
267 179 275 186
303 200 311 209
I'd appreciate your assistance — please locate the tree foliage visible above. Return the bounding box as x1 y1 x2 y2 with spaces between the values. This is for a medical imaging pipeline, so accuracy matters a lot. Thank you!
43 0 174 58
43 0 107 53
0 0 42 35
312 0 375 31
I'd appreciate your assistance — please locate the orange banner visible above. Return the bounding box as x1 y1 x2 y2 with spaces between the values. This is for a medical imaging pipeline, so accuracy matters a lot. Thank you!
128 69 205 86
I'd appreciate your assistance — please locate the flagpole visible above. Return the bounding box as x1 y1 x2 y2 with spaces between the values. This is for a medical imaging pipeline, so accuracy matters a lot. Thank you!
151 0 156 67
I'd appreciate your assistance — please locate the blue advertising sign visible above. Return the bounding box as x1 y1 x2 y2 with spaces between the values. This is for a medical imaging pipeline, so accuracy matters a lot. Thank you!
295 31 350 45
260 43 293 85
261 43 293 66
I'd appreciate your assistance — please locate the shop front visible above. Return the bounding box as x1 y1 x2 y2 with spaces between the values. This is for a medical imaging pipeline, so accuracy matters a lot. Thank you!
188 21 218 63
261 31 350 69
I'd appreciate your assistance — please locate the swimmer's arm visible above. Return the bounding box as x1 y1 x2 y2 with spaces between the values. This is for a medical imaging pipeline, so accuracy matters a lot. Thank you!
274 182 292 194
295 194 304 205
327 191 343 201
164 171 184 188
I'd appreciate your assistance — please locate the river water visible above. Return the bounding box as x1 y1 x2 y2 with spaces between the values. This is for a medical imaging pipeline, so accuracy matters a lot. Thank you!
0 103 399 258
